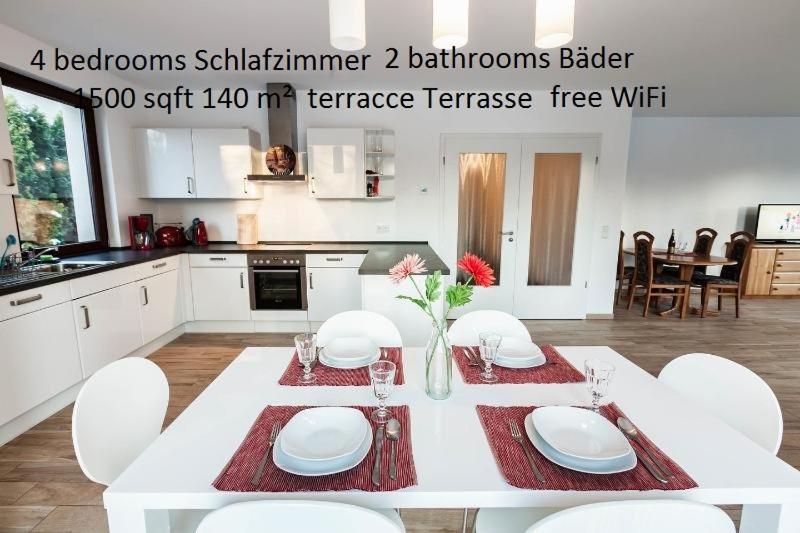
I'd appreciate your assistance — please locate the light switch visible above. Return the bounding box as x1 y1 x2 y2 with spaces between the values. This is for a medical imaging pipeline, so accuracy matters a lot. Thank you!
601 225 610 239
376 224 390 234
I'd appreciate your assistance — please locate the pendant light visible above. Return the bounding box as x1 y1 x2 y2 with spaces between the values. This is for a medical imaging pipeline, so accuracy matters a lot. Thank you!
329 0 366 51
534 0 575 49
432 0 469 49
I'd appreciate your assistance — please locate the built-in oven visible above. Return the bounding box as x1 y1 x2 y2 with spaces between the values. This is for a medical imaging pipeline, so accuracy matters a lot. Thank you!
248 253 307 310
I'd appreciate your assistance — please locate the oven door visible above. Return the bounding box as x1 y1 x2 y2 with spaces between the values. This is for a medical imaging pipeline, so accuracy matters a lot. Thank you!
249 267 307 310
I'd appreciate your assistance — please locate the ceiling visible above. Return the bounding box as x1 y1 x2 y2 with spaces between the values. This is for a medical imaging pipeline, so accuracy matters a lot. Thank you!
1 0 798 116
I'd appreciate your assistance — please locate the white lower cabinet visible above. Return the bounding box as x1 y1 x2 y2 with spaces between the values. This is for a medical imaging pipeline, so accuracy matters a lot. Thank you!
0 302 83 426
307 267 362 322
139 269 183 344
73 283 143 378
191 267 251 320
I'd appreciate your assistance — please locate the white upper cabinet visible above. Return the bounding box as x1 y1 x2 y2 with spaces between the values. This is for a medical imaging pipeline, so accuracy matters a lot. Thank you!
135 128 262 199
307 128 366 199
135 128 196 199
191 129 262 199
0 78 19 196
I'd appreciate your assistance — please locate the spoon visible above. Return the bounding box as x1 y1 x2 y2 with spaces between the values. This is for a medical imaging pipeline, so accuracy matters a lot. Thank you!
617 417 673 477
385 418 401 480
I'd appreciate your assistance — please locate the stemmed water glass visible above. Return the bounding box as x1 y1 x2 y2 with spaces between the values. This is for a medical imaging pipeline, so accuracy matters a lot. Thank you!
294 333 317 384
369 360 396 423
478 332 502 383
584 359 615 412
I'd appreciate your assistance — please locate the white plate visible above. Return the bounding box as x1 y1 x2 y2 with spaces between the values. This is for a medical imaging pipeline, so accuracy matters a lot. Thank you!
498 338 542 360
319 351 380 369
322 337 380 362
494 353 546 369
279 407 369 462
532 406 632 461
273 425 372 476
525 414 637 475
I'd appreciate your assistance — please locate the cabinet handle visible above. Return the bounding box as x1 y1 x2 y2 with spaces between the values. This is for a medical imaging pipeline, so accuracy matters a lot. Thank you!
310 272 314 289
152 261 167 269
326 257 343 262
209 257 227 261
10 294 42 306
3 158 16 187
240 272 244 289
187 176 193 194
243 176 248 194
141 286 149 305
81 305 91 329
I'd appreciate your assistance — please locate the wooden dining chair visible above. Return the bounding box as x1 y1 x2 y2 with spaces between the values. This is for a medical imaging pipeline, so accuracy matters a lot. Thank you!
615 230 634 305
316 310 403 347
626 231 691 318
691 231 754 318
662 227 718 276
448 310 532 346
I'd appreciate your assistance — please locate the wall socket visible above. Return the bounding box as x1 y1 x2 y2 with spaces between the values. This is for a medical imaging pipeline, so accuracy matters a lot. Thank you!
376 224 391 234
601 225 610 239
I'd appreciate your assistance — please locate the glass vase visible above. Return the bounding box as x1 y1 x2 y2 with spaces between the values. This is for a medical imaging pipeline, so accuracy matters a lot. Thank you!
425 321 453 400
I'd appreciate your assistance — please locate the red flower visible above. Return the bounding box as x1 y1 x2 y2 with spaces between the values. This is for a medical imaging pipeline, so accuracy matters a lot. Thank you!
457 252 495 288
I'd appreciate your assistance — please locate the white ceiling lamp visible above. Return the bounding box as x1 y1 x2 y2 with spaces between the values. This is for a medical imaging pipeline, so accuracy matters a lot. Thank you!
534 0 575 49
432 0 469 49
329 0 366 51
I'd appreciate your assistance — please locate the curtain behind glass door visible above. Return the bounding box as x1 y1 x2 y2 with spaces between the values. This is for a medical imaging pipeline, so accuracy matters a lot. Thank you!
457 153 506 284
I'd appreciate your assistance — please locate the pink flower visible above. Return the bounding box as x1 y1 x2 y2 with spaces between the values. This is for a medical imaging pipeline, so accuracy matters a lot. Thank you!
389 253 427 284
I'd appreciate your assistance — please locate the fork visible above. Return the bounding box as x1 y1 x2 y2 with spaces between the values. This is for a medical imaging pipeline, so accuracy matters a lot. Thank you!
509 420 546 483
250 422 282 486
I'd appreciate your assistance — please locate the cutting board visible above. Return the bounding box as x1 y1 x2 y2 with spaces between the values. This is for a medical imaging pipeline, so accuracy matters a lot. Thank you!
237 214 258 245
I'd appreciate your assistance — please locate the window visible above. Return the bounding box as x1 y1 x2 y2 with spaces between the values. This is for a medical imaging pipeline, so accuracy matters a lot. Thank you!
1 68 107 254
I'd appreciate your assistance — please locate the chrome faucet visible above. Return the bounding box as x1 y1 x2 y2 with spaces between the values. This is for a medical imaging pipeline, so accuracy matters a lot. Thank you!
19 247 57 268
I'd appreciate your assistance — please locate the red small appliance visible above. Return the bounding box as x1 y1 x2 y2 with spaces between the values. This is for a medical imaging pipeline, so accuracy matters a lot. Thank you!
155 225 186 247
128 215 155 250
185 218 209 246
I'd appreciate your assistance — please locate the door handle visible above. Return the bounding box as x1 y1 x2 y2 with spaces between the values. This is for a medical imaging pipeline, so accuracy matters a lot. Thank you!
141 286 149 305
500 231 515 236
187 176 193 194
3 158 15 187
243 176 248 194
80 305 90 329
240 272 245 288
310 272 314 289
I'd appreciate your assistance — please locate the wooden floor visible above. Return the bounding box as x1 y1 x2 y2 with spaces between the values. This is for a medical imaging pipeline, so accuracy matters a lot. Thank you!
1 296 799 532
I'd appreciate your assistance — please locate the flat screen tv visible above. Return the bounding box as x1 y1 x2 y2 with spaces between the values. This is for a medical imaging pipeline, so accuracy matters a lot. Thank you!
755 204 800 242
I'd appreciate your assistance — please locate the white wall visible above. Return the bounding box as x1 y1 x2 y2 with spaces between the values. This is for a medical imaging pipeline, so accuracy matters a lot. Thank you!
0 21 152 247
624 117 800 255
149 91 632 316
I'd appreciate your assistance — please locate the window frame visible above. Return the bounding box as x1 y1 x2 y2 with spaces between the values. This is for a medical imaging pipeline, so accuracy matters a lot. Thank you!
0 66 109 256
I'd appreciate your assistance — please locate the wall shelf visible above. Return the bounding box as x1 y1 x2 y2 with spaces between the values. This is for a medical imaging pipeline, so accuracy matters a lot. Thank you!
247 174 306 182
362 195 395 201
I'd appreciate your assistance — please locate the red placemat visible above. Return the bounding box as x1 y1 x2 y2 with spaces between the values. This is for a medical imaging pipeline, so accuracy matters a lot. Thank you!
213 405 416 492
476 404 697 491
453 345 584 385
278 348 404 386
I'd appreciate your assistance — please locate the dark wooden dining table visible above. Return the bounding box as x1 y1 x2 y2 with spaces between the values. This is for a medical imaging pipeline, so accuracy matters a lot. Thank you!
623 248 737 315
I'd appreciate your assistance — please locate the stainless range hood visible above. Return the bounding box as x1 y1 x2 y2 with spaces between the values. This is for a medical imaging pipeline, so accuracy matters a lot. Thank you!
247 83 305 182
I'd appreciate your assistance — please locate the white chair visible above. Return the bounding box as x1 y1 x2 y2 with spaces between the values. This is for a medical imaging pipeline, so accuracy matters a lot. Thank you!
316 310 403 347
448 310 531 347
72 357 169 485
196 500 405 533
658 353 783 454
474 501 734 533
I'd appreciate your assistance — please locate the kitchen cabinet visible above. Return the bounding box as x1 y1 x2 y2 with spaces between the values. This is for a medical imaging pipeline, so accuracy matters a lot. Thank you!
73 283 143 378
190 267 251 320
307 128 366 199
191 129 262 199
139 269 183 344
306 261 363 322
135 128 262 199
134 128 196 198
0 302 82 426
0 78 19 196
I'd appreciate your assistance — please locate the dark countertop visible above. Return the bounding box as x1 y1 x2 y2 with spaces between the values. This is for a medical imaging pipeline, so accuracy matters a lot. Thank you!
0 241 449 296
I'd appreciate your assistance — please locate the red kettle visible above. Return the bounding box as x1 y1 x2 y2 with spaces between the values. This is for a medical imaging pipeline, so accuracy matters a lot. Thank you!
185 218 209 246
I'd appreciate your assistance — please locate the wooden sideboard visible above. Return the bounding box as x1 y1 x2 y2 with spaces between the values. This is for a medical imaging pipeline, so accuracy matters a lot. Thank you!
743 244 800 297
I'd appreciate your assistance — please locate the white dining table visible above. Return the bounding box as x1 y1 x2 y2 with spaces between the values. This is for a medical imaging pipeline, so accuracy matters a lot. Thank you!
104 346 800 533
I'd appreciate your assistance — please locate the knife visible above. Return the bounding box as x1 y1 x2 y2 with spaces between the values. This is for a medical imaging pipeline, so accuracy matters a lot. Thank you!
371 425 385 487
632 447 668 484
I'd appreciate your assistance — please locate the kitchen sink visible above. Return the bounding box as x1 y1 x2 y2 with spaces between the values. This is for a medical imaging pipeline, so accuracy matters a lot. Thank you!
20 261 115 274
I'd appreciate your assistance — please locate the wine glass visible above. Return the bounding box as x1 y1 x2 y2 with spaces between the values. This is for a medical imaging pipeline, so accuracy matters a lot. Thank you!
584 359 615 412
294 333 317 384
478 332 502 383
369 360 396 423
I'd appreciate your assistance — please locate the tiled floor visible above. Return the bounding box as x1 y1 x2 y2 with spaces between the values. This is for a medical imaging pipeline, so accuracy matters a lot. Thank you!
0 296 798 532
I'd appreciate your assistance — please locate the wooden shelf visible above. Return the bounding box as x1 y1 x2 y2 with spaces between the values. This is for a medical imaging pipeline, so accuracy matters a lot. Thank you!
247 174 306 182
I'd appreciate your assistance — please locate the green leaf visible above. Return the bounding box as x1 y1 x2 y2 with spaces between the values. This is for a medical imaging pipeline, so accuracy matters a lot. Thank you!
396 294 428 312
445 283 473 309
425 271 442 302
